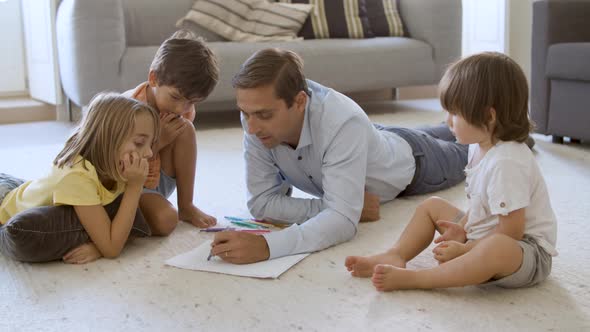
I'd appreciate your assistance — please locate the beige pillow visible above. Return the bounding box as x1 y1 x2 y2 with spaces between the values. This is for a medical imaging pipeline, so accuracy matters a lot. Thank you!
176 0 313 42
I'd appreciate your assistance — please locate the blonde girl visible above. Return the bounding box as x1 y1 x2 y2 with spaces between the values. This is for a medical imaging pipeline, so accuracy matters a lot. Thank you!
0 93 160 264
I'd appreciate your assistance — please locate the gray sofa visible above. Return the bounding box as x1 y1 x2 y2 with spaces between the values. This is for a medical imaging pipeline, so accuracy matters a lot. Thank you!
56 0 462 111
531 0 590 142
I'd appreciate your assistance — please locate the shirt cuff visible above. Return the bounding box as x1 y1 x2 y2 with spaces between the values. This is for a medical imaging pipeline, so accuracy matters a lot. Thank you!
489 198 528 216
262 225 300 259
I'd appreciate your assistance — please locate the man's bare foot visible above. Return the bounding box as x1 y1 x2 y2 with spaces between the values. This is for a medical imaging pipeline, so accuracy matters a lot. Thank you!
360 191 380 222
345 252 406 278
179 205 217 228
371 264 418 291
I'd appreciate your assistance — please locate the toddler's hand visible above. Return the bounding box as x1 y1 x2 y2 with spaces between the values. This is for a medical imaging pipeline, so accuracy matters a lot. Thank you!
121 152 148 187
63 242 102 264
432 240 466 263
434 220 467 244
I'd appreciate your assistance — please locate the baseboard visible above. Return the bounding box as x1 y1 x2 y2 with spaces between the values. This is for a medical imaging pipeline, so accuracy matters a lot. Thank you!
397 85 438 100
347 85 438 103
346 89 394 102
0 98 56 124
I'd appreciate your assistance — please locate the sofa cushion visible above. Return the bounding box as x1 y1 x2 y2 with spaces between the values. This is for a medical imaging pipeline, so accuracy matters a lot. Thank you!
121 37 436 104
176 17 226 42
546 43 590 81
365 0 404 37
123 0 195 46
176 0 313 42
279 0 373 39
0 195 151 263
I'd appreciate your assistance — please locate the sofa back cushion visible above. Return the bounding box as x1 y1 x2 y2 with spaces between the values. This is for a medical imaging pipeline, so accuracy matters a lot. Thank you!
279 0 373 39
123 0 195 46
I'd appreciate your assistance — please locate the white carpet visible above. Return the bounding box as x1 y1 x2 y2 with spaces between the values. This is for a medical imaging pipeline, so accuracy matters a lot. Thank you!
0 100 589 331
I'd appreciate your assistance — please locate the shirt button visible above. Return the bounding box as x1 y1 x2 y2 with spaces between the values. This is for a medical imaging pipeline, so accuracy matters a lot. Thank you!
500 202 506 208
308 175 313 180
467 194 471 199
297 156 302 160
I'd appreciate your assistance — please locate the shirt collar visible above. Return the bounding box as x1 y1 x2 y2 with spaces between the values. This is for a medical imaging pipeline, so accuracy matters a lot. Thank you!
294 90 313 151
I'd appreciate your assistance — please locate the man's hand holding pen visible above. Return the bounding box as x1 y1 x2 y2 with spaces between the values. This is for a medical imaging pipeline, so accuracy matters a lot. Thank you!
209 231 270 264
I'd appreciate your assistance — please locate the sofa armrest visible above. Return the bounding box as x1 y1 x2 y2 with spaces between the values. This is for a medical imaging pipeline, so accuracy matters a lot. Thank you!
57 0 126 107
398 0 462 81
531 0 590 134
546 43 590 81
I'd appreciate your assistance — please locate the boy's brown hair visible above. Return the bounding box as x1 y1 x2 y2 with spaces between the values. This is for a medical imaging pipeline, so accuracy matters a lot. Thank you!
439 52 533 143
232 48 309 107
150 30 219 101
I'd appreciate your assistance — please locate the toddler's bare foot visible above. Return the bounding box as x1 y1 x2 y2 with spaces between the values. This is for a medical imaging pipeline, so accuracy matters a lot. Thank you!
345 252 406 278
371 264 417 291
179 205 217 228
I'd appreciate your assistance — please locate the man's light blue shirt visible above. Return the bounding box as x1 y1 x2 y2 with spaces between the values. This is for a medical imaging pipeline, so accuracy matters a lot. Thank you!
243 80 415 259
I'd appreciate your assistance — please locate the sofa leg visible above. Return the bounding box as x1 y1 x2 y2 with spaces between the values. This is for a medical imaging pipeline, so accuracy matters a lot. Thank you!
391 88 398 100
66 97 73 122
552 135 564 144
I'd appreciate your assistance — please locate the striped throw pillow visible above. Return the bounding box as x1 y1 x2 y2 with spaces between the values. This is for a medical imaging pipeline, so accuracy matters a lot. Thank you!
365 0 404 37
279 0 373 39
176 0 313 42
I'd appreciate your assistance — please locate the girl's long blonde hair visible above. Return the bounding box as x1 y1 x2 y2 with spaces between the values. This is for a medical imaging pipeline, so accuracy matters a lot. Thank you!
54 92 160 183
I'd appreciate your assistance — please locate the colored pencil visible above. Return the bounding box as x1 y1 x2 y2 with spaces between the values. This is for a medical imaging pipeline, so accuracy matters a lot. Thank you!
224 216 289 229
237 229 271 234
200 227 234 232
230 220 263 229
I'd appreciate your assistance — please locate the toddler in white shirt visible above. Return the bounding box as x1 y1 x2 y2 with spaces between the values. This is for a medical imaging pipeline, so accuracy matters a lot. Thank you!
345 52 557 291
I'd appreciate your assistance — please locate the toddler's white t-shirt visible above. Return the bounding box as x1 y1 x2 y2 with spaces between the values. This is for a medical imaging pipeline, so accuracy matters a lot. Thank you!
464 141 557 256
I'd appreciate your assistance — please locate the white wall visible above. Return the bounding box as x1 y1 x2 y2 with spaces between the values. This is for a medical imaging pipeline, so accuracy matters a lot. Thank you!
462 0 533 83
507 0 533 83
462 0 508 55
0 0 27 95
21 0 61 105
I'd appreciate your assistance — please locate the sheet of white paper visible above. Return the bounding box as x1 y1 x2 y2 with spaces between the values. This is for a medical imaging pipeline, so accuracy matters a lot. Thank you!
165 241 309 279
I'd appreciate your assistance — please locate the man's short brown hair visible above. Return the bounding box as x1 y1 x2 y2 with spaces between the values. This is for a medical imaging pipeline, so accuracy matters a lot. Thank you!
439 52 533 143
150 30 219 101
232 48 309 107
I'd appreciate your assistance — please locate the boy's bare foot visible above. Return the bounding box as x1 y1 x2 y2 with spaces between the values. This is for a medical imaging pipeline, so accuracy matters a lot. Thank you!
345 252 406 278
179 205 217 228
371 264 416 291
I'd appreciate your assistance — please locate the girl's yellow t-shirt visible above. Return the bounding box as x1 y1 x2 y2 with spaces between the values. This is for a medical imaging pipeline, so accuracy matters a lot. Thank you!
0 157 125 224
